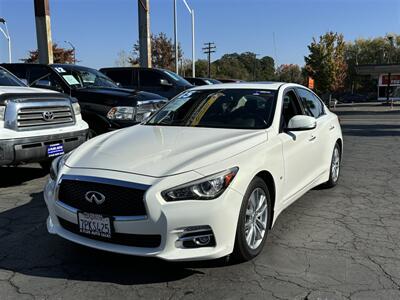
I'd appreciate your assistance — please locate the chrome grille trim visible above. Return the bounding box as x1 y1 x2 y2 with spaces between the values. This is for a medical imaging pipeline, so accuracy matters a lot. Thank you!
4 99 76 131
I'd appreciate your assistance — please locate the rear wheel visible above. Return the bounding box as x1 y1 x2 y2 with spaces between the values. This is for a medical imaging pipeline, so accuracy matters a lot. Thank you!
323 143 341 188
233 177 271 261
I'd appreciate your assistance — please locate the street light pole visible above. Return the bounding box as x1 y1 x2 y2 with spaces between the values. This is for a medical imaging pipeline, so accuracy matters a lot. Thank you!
181 0 195 77
0 18 11 63
173 0 179 74
64 40 76 64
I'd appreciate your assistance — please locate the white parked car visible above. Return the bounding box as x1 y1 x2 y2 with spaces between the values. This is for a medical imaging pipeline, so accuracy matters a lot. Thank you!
44 83 343 261
0 67 88 168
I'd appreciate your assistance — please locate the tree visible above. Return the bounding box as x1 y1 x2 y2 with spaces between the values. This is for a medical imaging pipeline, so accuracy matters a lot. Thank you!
114 50 131 67
304 32 347 94
130 32 183 70
345 34 400 93
21 43 75 64
276 64 303 84
211 52 275 81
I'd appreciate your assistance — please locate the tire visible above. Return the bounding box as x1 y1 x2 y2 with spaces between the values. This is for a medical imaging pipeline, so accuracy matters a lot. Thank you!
232 177 272 262
322 143 341 188
87 129 97 139
39 161 52 172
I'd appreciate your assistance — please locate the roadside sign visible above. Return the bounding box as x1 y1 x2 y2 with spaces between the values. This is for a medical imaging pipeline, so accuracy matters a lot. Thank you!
308 77 315 89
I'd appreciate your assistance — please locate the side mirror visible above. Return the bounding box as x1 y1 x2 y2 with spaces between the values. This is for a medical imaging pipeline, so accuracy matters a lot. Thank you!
287 115 316 131
160 79 173 87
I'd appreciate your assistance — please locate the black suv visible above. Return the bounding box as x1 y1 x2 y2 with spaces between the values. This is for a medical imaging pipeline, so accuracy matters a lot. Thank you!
1 63 167 136
99 67 193 99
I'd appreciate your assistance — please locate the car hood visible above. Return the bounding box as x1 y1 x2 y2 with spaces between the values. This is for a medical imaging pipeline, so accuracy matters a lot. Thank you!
76 87 165 100
66 125 267 177
0 86 58 94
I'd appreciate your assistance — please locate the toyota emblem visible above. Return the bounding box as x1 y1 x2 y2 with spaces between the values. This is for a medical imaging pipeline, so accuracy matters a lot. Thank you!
85 191 106 205
42 111 55 121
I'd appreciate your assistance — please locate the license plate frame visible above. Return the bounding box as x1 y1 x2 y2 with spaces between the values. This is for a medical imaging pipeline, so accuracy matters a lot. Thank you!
77 212 113 239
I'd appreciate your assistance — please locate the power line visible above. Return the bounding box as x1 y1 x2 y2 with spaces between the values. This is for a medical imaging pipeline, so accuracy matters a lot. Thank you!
202 42 216 78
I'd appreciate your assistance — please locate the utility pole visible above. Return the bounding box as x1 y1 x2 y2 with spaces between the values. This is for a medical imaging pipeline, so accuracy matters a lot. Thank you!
253 53 260 81
34 0 53 64
0 18 11 63
173 0 178 74
138 0 151 68
202 42 216 78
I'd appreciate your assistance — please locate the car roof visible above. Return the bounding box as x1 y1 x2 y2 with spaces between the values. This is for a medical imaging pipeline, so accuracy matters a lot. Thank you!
188 81 291 91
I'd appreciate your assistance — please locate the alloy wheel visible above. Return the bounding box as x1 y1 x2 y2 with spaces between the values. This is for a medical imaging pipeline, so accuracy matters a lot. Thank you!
244 187 268 250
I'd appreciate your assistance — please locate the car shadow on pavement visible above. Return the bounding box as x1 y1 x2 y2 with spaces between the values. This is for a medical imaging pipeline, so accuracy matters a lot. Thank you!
0 191 228 285
341 124 400 137
0 165 48 188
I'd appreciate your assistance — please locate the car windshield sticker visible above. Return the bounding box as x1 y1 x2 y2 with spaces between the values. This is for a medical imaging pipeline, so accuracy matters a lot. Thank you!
54 67 67 73
63 75 80 85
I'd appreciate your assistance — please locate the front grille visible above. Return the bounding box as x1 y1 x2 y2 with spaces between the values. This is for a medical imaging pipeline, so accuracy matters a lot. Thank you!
58 217 161 248
58 179 147 216
17 105 74 129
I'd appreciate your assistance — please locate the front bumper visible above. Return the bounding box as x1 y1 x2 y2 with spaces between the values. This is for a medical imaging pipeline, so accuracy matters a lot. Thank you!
44 168 244 261
0 129 88 165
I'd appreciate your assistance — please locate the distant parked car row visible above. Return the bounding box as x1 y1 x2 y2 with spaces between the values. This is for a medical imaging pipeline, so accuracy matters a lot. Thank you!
1 63 241 136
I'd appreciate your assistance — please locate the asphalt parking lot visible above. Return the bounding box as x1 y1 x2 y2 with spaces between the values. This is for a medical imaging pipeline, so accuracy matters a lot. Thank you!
0 103 399 300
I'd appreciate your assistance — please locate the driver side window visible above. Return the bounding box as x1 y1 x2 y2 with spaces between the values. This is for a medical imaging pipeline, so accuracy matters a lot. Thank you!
281 90 303 130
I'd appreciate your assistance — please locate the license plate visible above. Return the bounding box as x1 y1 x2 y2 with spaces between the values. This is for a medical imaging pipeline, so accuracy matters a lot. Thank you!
77 212 112 239
47 143 64 157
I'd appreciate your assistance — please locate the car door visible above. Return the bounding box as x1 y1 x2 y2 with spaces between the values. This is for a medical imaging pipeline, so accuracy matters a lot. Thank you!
278 89 320 204
138 69 174 98
295 87 332 177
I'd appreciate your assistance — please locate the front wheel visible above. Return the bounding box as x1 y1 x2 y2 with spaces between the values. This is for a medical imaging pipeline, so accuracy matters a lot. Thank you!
232 177 272 261
323 143 341 188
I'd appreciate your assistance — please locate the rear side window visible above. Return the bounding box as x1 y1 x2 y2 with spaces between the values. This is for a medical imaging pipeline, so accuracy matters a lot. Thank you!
105 70 133 86
296 88 324 118
139 70 165 87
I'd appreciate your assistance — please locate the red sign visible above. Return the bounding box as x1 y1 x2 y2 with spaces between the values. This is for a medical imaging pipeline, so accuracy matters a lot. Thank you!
382 75 400 85
308 77 315 89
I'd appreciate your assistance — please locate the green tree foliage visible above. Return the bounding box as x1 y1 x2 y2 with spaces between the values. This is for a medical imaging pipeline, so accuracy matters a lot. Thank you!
213 52 275 80
130 32 183 70
305 32 347 94
21 43 75 64
345 34 400 93
276 64 303 84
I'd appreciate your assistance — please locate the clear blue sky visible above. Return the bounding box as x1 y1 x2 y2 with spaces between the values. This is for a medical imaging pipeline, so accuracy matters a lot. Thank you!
0 0 399 69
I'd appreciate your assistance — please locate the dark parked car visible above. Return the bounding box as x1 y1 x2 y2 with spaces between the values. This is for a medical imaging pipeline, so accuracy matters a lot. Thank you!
1 63 167 136
184 77 221 86
217 79 245 83
100 67 193 99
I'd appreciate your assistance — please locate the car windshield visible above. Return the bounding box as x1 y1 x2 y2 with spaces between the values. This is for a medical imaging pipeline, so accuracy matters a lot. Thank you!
163 70 192 86
145 89 277 129
0 68 25 87
53 66 118 89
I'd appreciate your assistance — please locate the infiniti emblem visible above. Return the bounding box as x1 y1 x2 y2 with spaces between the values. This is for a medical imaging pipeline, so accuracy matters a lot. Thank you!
85 191 106 205
42 111 54 121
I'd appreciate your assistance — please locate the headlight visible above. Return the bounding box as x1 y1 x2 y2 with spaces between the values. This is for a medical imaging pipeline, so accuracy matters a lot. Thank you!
49 152 73 181
72 102 81 115
0 105 5 121
107 106 135 120
162 167 238 201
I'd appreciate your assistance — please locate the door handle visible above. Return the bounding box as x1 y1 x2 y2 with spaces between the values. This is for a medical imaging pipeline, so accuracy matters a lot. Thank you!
309 135 316 142
329 125 335 131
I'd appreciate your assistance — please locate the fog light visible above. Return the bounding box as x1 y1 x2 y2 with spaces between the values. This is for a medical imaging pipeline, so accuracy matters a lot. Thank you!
194 235 211 246
175 225 216 248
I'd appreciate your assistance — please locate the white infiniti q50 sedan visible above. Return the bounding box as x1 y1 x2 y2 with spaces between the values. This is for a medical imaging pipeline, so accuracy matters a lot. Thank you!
44 83 343 262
